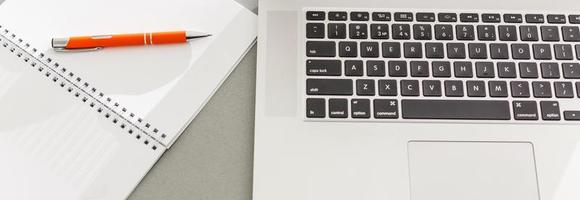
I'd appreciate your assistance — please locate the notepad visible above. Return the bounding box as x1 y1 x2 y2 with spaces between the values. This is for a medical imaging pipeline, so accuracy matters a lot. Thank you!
0 0 256 199
0 0 257 147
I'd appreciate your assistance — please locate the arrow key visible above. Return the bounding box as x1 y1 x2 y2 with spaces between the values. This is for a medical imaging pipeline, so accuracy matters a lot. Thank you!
564 111 580 121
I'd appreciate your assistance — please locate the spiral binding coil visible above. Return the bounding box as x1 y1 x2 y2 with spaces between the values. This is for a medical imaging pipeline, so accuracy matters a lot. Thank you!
0 25 166 151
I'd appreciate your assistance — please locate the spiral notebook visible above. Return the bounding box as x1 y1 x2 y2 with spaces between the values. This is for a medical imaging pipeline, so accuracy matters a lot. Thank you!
0 0 256 199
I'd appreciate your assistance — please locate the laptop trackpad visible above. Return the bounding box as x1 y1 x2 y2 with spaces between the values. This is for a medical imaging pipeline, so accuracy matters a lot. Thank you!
408 141 539 200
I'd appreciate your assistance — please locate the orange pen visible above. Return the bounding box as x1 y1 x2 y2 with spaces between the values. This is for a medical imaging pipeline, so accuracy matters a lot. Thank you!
52 31 211 51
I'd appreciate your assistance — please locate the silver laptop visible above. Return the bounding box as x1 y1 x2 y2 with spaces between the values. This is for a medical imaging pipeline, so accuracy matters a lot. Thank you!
254 0 580 199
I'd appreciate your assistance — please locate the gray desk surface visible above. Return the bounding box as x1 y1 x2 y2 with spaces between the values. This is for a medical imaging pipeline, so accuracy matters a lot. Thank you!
129 1 258 199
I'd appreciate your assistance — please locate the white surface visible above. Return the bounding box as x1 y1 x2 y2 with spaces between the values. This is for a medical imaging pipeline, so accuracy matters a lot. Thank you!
254 0 580 200
0 31 163 199
0 0 257 147
408 142 539 200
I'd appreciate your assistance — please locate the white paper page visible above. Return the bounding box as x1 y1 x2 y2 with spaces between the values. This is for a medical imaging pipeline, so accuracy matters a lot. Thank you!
0 0 257 146
0 32 164 200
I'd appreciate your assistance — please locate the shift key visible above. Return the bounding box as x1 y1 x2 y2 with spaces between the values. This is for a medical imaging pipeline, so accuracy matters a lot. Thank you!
307 60 341 76
307 79 353 95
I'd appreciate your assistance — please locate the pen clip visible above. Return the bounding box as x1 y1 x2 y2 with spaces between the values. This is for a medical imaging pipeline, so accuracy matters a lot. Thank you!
53 47 103 52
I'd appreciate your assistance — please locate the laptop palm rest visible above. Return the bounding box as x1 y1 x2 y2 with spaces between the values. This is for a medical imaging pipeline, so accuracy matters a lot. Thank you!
408 141 540 200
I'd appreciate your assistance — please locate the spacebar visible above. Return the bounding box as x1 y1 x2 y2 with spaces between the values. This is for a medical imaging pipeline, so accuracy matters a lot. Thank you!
402 100 511 120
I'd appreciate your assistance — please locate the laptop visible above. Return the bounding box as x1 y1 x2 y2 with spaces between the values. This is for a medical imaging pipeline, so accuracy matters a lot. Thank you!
254 0 580 199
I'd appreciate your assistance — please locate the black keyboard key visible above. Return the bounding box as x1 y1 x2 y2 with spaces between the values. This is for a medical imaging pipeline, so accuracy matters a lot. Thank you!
519 62 539 78
306 11 325 21
511 81 531 98
497 62 517 78
489 81 509 97
563 63 580 79
504 14 523 23
328 12 348 21
389 61 408 77
456 25 475 40
434 25 453 40
460 13 479 22
570 15 580 24
467 81 486 97
306 23 325 39
306 98 325 118
356 79 376 96
445 80 464 97
520 26 539 41
541 26 560 41
562 26 580 42
410 61 430 77
378 80 398 96
532 44 552 60
498 25 517 41
564 111 580 121
361 42 380 58
402 100 510 120
307 41 336 57
477 25 496 41
382 42 401 58
438 13 457 22
329 99 348 118
401 80 420 96
372 12 392 21
532 81 552 98
454 61 474 78
416 12 436 22
541 101 561 120
540 63 560 79
577 82 580 97
351 12 370 21
476 62 495 78
554 44 574 60
404 42 423 58
432 61 452 77
367 61 386 77
425 43 444 58
513 101 539 120
447 43 466 59
392 24 411 39
328 23 347 39
344 60 363 76
413 24 432 40
490 43 509 59
370 24 389 39
526 14 545 23
423 80 442 97
554 82 574 98
547 14 566 23
349 24 368 39
482 14 501 23
374 99 399 119
469 43 487 59
511 44 531 60
307 79 353 95
339 42 357 57
306 60 341 76
577 45 580 60
394 12 413 21
351 99 371 118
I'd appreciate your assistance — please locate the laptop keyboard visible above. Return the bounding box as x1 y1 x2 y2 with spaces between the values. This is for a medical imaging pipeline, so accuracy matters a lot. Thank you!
304 9 580 122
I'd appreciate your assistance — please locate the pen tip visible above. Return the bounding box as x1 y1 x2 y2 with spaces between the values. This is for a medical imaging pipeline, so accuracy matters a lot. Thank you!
186 31 212 39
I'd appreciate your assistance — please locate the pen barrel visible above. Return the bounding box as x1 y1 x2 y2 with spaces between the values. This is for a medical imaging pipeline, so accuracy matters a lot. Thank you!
64 31 187 49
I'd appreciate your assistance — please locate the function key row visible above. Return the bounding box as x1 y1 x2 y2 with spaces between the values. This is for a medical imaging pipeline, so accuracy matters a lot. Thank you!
307 11 580 24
